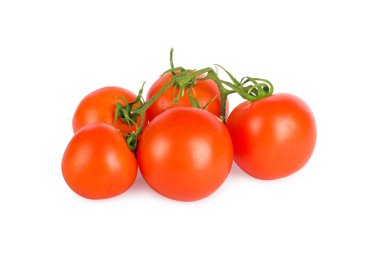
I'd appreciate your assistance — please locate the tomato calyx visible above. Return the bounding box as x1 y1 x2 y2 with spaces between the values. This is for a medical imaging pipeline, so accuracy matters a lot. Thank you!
159 49 232 122
196 65 275 122
114 83 146 128
114 78 177 151
161 48 201 104
215 64 274 102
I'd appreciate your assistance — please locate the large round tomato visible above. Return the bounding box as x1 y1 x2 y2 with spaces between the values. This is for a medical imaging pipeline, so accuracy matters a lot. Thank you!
62 123 137 199
72 86 144 134
137 107 233 201
146 72 228 121
226 93 316 180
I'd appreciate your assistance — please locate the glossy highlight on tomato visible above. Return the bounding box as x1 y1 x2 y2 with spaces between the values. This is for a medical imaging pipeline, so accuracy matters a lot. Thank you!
137 107 233 201
226 93 316 180
72 86 144 134
62 123 137 199
146 72 228 121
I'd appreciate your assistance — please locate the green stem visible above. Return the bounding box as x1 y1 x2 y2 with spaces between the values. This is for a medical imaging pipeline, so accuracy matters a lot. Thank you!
126 79 175 150
135 80 174 115
176 67 236 123
216 65 274 102
221 80 254 100
170 48 176 75
219 92 228 123
205 70 234 122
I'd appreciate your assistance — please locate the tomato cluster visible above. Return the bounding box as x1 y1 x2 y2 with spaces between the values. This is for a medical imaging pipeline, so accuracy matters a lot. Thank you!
61 50 317 201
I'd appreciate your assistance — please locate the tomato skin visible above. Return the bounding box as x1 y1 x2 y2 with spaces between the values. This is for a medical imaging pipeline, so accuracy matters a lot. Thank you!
137 107 233 201
72 86 144 134
62 123 137 199
226 93 317 180
146 72 228 122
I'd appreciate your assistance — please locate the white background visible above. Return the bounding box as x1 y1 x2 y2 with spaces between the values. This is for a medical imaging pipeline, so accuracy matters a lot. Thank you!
1 0 379 252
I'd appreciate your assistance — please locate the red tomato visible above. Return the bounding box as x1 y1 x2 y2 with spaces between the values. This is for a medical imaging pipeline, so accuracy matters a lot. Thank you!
62 123 137 199
137 107 233 201
72 86 144 134
226 93 316 180
146 72 228 121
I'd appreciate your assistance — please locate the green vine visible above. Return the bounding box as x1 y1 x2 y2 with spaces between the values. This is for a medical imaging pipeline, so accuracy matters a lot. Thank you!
114 48 275 150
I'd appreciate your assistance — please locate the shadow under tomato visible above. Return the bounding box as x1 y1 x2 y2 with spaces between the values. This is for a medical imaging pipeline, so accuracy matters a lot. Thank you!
229 161 251 179
120 170 171 201
123 171 150 194
229 161 301 184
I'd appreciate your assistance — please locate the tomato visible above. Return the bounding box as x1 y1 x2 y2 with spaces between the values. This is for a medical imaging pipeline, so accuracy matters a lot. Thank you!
226 93 316 180
137 107 233 201
72 86 144 134
62 123 137 199
146 72 228 121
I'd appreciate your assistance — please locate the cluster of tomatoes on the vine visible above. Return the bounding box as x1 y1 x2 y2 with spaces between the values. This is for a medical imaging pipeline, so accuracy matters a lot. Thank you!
61 49 317 201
